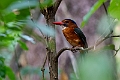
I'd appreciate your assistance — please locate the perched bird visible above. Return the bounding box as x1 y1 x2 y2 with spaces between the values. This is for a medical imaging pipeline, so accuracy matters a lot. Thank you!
53 19 88 52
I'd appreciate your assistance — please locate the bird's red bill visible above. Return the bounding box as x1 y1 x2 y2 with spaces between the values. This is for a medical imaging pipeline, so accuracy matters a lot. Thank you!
53 22 64 25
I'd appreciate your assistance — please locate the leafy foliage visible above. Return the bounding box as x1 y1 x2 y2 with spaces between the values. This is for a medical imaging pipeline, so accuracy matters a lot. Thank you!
81 0 120 28
0 0 54 49
39 0 53 9
80 0 106 27
0 0 15 9
0 57 16 80
0 0 55 79
17 40 28 50
5 66 16 80
0 57 6 78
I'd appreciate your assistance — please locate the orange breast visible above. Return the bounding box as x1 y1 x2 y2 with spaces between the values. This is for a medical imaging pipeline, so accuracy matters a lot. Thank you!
62 27 84 47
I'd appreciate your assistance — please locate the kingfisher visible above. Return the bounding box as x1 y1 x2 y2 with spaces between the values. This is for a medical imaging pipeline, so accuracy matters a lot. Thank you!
53 19 88 51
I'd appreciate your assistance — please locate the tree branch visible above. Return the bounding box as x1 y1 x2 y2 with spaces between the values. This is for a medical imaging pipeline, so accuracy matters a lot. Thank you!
110 35 120 38
103 2 108 15
53 0 62 14
56 33 120 59
55 47 85 59
38 0 62 80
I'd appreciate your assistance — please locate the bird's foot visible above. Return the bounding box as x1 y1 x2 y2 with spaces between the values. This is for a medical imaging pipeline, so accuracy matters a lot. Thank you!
71 47 77 53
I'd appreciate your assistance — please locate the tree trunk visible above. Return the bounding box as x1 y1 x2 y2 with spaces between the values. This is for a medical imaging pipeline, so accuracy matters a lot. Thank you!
41 6 58 80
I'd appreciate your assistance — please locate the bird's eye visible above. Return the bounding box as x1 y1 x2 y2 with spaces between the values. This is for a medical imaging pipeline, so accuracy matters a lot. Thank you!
65 21 69 23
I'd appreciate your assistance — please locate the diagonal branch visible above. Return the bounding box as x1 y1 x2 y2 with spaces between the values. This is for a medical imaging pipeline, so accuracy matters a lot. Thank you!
93 30 113 50
53 0 63 14
103 2 108 15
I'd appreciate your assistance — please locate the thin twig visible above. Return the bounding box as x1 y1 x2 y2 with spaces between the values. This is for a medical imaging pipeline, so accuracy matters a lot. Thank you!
113 46 120 56
29 0 50 48
93 30 113 49
103 2 108 15
110 35 120 38
41 54 47 80
28 0 46 39
94 17 115 49
114 50 118 57
28 1 48 79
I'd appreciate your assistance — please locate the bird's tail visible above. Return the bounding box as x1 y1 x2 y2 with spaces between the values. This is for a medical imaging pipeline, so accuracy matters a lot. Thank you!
79 49 87 56
79 42 88 56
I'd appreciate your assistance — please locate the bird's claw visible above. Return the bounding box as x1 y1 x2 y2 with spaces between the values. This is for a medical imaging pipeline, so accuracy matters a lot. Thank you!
71 47 77 53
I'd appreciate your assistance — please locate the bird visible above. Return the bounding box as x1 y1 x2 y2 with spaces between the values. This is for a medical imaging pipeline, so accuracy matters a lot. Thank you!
53 19 88 53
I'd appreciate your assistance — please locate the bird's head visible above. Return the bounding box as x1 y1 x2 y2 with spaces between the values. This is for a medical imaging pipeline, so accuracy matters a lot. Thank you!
53 19 77 29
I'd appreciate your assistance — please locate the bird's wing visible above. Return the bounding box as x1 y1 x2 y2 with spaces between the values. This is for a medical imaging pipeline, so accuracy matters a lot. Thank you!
74 28 88 48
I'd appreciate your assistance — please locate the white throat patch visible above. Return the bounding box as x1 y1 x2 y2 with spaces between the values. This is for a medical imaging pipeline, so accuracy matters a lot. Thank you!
62 26 67 30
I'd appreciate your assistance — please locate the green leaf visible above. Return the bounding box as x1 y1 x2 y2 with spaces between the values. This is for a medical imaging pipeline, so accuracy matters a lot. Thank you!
0 41 11 48
8 26 22 31
0 68 6 78
20 34 35 44
80 0 106 27
0 34 6 37
6 0 38 20
6 22 22 31
108 0 120 19
16 9 30 20
40 0 53 9
5 66 16 80
0 36 14 41
102 44 115 50
0 57 5 63
7 0 38 11
0 57 6 78
2 12 16 22
0 77 2 80
17 40 28 50
0 0 15 9
0 26 5 33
